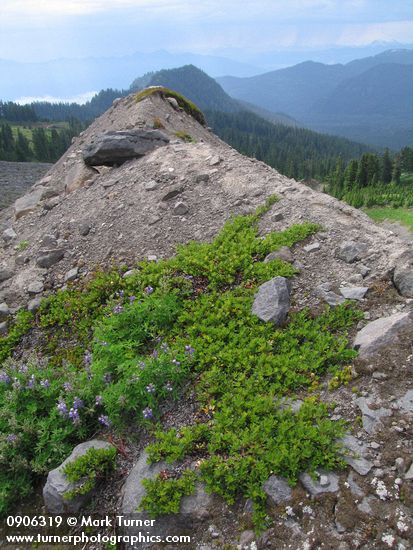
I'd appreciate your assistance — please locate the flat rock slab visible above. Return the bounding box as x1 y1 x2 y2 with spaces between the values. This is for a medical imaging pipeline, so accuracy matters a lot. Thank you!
252 276 290 326
335 241 368 263
340 434 373 476
263 475 292 505
82 130 170 166
315 284 345 306
43 439 115 513
355 397 391 434
299 471 339 496
353 312 413 358
340 287 368 301
14 188 43 219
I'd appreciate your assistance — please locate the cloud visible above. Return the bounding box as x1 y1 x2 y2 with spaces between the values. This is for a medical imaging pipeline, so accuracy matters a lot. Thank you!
338 20 413 45
15 91 98 105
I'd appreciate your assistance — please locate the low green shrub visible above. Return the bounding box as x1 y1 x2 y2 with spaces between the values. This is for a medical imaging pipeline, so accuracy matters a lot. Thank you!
63 446 117 500
140 470 197 517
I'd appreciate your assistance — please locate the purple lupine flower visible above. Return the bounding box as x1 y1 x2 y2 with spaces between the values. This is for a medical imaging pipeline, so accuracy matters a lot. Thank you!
146 383 156 394
40 379 50 388
152 349 159 359
98 415 111 428
73 397 84 410
103 372 112 384
0 371 10 384
95 395 103 406
6 434 18 444
129 295 136 303
144 286 154 295
164 382 173 392
63 382 73 392
138 361 146 370
185 345 195 355
113 304 124 314
18 364 28 374
69 407 81 425
172 359 181 366
118 290 124 298
57 399 68 417
142 407 153 419
26 374 36 389
84 350 92 366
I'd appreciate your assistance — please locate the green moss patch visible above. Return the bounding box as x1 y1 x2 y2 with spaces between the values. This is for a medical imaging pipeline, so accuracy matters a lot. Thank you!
136 87 206 126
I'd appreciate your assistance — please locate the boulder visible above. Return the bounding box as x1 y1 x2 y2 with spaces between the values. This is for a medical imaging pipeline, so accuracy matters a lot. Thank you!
304 242 320 253
14 188 43 219
64 162 97 194
121 451 215 547
36 249 65 269
78 222 91 237
64 268 79 282
252 276 290 326
43 440 115 513
27 281 44 295
28 297 42 313
162 185 184 201
353 312 413 358
315 283 345 307
264 246 293 264
340 287 368 301
396 389 413 414
393 265 413 297
263 476 292 505
336 241 368 263
40 234 58 248
82 130 170 166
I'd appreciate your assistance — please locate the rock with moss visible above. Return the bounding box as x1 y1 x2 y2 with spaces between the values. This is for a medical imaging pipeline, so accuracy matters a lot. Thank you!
43 439 116 513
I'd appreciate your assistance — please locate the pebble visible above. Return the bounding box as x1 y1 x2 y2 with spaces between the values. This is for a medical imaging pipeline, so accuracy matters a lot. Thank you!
304 242 320 253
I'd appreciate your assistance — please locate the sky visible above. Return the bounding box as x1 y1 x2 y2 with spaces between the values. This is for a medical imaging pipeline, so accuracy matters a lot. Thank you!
0 0 413 62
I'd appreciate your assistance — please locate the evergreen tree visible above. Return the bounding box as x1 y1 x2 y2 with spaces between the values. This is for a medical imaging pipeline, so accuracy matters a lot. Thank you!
392 159 401 184
32 127 49 161
344 159 358 190
381 149 393 184
15 130 32 161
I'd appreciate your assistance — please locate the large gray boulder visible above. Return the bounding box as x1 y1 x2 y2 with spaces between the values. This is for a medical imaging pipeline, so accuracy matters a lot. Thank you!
252 276 291 326
82 130 170 166
121 451 215 547
393 264 413 297
353 312 413 358
335 241 368 264
43 439 115 513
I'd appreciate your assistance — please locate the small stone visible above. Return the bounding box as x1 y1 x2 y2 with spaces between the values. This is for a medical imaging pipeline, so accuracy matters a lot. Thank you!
299 471 339 496
78 223 91 237
173 202 189 216
304 242 320 252
148 216 161 226
64 268 79 282
209 156 221 166
393 265 413 298
27 281 44 295
144 180 159 191
161 185 184 201
36 249 65 269
147 255 157 262
272 213 284 222
238 530 255 547
2 228 17 243
405 463 413 480
166 97 179 109
359 265 370 277
28 297 42 312
195 173 210 183
319 475 330 487
372 372 387 380
264 246 293 264
340 434 373 475
0 303 10 320
364 312 371 320
336 241 368 263
40 234 58 248
0 321 7 335
395 458 406 474
370 442 380 450
355 397 391 434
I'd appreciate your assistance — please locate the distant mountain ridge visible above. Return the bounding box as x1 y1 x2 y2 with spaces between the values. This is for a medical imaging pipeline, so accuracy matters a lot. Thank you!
217 49 413 148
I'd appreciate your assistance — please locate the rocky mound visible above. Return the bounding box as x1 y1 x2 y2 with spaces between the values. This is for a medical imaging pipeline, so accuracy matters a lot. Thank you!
0 88 413 549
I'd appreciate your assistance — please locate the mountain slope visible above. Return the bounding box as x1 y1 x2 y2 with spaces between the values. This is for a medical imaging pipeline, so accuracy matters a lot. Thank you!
217 49 413 148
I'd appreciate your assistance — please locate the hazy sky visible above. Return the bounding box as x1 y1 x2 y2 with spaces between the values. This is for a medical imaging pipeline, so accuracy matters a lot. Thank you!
1 0 413 62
